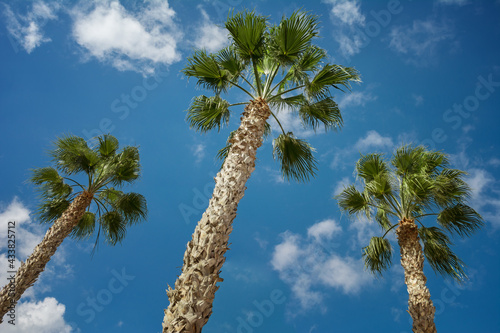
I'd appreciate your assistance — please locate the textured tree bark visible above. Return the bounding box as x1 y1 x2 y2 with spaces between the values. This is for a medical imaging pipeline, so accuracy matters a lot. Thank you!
0 191 93 323
396 218 437 333
162 98 271 333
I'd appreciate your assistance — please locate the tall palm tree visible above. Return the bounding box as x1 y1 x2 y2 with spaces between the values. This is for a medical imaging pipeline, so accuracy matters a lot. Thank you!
336 145 483 333
163 10 360 333
0 134 147 323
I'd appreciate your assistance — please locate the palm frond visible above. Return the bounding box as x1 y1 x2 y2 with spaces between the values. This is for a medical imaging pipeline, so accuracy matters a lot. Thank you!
336 185 370 217
363 236 392 275
216 46 246 78
70 211 96 239
51 135 98 175
31 167 72 199
216 130 236 166
269 10 319 65
419 227 467 281
437 204 484 237
98 134 119 159
375 206 393 231
116 192 148 225
187 95 231 133
306 64 360 100
356 153 390 183
299 97 343 132
272 132 317 182
225 10 267 62
182 50 231 93
100 211 126 246
37 198 70 223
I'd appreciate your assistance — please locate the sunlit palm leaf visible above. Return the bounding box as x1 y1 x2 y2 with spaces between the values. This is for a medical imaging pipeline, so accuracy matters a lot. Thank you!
270 11 319 65
299 97 343 131
38 198 70 223
306 64 360 99
336 185 370 217
187 95 231 133
183 50 231 93
225 10 267 61
100 211 126 246
51 135 99 175
98 134 119 159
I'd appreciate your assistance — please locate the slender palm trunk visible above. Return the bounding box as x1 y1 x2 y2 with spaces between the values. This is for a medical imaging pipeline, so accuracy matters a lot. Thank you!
162 98 271 333
396 218 437 333
0 191 93 323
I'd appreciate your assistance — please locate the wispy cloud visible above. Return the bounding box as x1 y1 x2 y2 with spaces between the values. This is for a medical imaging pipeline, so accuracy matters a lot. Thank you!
193 6 228 53
322 0 367 58
389 18 456 66
354 130 394 151
71 0 182 75
3 1 60 53
338 90 377 109
271 220 372 310
191 143 206 164
412 93 424 106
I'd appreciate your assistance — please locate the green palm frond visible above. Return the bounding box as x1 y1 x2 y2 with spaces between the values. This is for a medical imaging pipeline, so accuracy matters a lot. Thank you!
38 198 70 223
437 204 483 237
269 10 319 65
216 46 246 78
356 153 390 183
115 192 148 225
98 134 119 158
182 50 231 93
269 94 306 111
31 167 72 199
363 236 392 275
225 10 267 62
216 130 236 165
110 146 141 186
100 211 126 246
187 95 231 133
419 227 467 281
71 212 96 239
299 97 343 132
306 64 360 99
51 135 99 175
336 185 370 217
272 132 317 182
431 168 470 207
375 207 393 231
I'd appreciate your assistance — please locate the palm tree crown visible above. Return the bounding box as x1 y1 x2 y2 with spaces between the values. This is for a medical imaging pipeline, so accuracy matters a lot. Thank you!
31 134 147 246
183 10 360 181
337 145 483 280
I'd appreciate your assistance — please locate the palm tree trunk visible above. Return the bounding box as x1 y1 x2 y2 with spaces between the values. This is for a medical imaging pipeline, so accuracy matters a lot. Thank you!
396 218 437 333
0 191 93 323
162 98 271 333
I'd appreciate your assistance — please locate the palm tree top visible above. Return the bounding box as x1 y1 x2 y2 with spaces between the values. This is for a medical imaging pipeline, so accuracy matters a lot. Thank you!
336 144 484 281
182 9 361 182
30 134 147 247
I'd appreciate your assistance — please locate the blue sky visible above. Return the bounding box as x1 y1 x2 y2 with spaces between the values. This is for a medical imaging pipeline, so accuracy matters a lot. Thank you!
0 0 499 332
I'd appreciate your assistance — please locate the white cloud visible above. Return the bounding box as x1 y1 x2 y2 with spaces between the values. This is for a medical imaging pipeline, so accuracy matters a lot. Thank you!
338 91 377 109
269 106 315 138
466 168 500 227
72 0 181 75
412 94 424 106
307 219 342 241
323 0 365 26
389 19 455 66
193 7 228 53
354 130 394 151
191 144 205 164
0 297 72 333
333 176 351 196
271 223 372 309
3 2 60 53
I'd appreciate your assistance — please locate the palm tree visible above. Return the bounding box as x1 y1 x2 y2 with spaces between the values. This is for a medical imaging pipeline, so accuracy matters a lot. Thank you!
163 10 360 333
0 134 147 323
336 145 483 333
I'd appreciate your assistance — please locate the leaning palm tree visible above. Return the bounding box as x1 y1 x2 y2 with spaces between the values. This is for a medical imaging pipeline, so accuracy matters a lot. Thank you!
162 10 360 333
0 134 147 323
336 145 483 333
